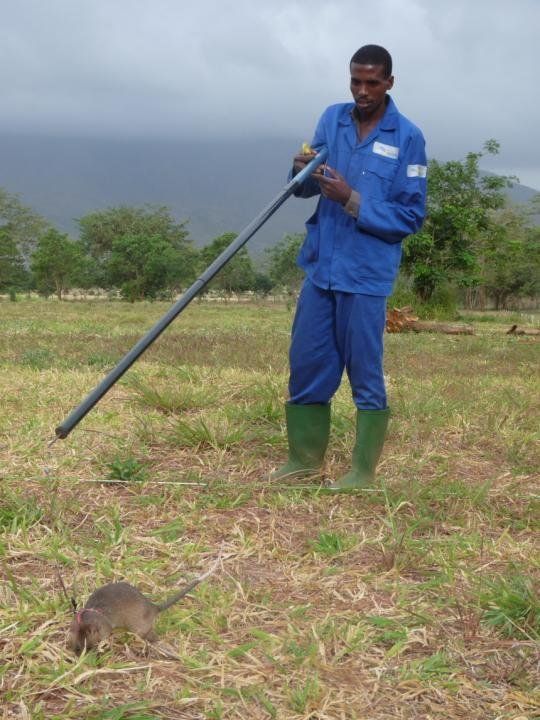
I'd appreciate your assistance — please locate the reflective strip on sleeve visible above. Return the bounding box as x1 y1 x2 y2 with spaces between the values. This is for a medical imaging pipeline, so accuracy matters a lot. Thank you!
407 164 427 178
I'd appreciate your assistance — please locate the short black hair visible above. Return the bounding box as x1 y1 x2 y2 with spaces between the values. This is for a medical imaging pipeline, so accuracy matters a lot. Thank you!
350 45 392 78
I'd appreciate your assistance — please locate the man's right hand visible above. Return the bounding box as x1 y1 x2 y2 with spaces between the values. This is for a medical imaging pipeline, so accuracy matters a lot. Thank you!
293 144 320 175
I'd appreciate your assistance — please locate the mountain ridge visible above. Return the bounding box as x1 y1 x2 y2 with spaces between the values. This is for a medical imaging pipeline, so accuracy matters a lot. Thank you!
1 134 537 258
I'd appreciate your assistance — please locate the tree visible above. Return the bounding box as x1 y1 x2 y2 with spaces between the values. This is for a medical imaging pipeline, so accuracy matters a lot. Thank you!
0 228 30 293
0 188 48 262
107 232 191 301
252 272 274 297
78 205 197 290
199 233 256 294
266 233 305 295
402 140 511 301
74 253 103 291
479 206 540 309
31 229 85 299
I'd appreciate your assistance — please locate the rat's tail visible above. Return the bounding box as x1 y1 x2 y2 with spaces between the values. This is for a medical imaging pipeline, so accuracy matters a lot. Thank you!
156 550 222 612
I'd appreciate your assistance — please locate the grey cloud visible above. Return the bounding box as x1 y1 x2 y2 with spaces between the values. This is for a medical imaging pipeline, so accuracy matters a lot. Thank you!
1 0 538 186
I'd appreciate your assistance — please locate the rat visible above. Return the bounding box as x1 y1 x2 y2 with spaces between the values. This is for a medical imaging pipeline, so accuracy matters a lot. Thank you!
68 555 220 654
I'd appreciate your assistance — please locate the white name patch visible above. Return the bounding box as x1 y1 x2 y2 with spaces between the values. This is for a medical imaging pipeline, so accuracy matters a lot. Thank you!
373 141 399 159
407 164 427 178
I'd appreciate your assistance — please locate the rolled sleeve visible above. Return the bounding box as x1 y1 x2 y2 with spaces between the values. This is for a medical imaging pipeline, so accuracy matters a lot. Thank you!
343 189 361 218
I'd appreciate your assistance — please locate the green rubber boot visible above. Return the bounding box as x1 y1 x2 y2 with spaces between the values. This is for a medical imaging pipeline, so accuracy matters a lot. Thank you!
329 408 390 491
271 403 330 480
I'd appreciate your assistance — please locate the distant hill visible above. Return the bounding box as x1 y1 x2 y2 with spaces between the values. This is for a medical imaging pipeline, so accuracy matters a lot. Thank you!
481 170 539 223
1 134 538 260
0 134 318 259
505 179 539 205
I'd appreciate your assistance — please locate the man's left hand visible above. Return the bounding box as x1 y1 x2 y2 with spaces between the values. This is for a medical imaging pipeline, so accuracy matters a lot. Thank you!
315 166 352 205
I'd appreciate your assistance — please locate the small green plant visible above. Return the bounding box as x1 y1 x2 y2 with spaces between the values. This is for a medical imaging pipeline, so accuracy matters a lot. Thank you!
0 495 43 531
366 616 409 648
310 531 352 556
284 638 318 665
230 397 282 427
205 701 224 719
168 417 246 449
95 507 125 546
87 352 117 368
254 690 277 718
89 703 160 720
480 574 539 639
20 348 56 369
106 456 148 483
196 488 251 510
126 374 214 413
151 518 185 542
401 651 457 684
288 675 321 713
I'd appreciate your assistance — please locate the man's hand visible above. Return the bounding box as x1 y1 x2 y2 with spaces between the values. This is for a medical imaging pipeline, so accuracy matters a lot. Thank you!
293 144 317 174
315 166 352 205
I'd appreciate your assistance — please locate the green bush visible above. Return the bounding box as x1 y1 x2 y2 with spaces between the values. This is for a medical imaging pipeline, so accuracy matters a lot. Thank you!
389 277 459 320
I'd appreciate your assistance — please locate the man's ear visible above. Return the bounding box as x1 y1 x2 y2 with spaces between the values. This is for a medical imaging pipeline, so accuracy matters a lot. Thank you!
386 75 395 90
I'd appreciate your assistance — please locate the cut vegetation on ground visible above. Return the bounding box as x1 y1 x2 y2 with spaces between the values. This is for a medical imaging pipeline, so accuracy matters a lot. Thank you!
1 299 539 720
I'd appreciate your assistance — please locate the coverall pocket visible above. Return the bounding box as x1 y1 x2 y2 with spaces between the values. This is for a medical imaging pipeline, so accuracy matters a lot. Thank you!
363 155 398 200
299 212 319 264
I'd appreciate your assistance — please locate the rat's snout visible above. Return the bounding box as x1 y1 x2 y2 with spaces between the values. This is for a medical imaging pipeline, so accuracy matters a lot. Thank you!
68 621 87 655
69 634 88 655
68 632 82 654
68 636 81 654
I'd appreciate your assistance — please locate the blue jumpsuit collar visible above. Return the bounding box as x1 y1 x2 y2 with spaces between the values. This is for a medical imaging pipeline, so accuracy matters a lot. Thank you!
339 95 399 146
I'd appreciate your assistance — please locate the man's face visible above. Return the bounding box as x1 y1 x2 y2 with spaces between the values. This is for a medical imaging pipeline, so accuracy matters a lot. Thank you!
350 62 394 118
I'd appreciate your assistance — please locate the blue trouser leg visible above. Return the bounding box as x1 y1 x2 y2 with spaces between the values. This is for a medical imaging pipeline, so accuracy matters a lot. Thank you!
289 279 387 410
336 290 387 410
288 280 343 405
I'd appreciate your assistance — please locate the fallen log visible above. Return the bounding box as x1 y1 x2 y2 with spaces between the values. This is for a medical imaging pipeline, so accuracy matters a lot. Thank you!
506 324 540 336
386 307 474 335
410 321 474 335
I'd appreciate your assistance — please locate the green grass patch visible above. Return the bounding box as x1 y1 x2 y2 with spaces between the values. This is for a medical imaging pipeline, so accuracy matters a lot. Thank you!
479 573 539 640
0 298 538 720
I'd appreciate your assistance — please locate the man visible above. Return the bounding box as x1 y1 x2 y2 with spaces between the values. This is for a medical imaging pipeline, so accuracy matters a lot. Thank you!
273 44 427 490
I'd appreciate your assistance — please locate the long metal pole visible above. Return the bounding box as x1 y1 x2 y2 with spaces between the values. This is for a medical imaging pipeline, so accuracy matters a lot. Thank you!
55 147 328 439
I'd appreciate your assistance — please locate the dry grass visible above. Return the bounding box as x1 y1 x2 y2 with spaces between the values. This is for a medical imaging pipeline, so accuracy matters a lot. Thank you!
0 298 539 720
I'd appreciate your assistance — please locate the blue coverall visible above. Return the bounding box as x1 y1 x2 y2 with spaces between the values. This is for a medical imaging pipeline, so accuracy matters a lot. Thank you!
289 96 427 410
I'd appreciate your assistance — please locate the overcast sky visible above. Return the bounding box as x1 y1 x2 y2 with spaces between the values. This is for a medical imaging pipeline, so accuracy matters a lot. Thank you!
1 0 539 188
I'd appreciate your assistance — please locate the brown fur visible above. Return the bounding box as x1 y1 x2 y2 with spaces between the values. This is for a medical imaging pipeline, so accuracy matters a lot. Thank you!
68 569 216 653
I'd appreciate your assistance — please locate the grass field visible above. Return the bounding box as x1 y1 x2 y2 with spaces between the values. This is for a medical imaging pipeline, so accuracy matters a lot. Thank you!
1 298 538 720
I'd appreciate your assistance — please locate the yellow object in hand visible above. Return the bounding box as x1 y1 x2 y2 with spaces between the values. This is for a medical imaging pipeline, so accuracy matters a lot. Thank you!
301 142 315 155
